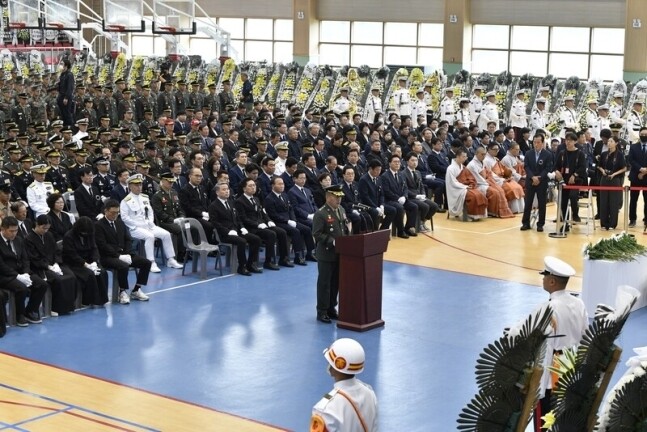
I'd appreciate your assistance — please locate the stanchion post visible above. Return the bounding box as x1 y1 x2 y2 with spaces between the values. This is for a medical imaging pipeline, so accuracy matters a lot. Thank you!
549 181 568 238
624 186 630 232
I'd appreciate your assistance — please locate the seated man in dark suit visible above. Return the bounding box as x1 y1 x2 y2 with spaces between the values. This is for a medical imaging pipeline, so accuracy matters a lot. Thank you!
0 216 48 326
75 166 105 219
403 152 439 232
264 176 316 265
258 156 276 199
280 157 298 192
299 152 321 192
95 199 152 304
209 182 262 276
178 167 216 243
412 139 446 211
235 178 292 270
381 154 417 238
228 150 249 195
288 169 318 228
340 165 374 234
110 168 130 202
357 159 395 231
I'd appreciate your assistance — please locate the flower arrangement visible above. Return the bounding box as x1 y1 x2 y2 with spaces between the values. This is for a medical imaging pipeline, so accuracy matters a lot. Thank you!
262 65 283 109
205 61 221 88
172 56 188 82
385 68 409 112
142 57 158 85
407 68 425 99
583 233 647 262
113 52 127 81
128 56 144 87
278 62 300 106
252 63 271 102
232 61 252 101
219 58 237 87
309 76 332 111
293 63 318 109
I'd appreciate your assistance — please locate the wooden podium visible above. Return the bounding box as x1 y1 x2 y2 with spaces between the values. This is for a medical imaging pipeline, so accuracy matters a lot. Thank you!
335 229 390 332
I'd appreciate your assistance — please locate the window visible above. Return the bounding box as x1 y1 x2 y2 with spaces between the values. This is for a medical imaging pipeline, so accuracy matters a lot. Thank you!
418 23 443 47
551 27 589 53
384 46 416 65
591 28 624 54
384 22 417 46
473 25 509 49
319 44 350 66
509 51 548 76
274 19 293 41
218 18 244 39
417 48 443 68
590 55 623 81
274 42 293 63
190 39 218 62
351 45 382 68
352 21 383 45
245 41 273 61
246 19 273 40
510 26 548 51
471 50 508 74
549 53 589 78
320 20 350 43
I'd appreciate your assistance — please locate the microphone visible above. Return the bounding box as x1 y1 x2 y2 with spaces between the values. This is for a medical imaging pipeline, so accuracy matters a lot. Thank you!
352 203 371 212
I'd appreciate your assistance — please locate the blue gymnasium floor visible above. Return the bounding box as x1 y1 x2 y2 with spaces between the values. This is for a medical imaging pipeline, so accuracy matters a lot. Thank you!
1 260 647 431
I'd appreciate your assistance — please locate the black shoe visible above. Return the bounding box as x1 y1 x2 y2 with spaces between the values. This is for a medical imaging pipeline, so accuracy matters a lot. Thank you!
317 314 332 324
25 311 42 324
563 224 570 232
594 214 600 220
279 259 294 268
436 208 447 214
247 265 263 274
305 255 317 262
397 232 410 239
407 228 418 237
629 221 636 228
573 216 582 222
520 225 531 231
16 316 29 327
327 310 339 320
294 257 307 266
263 262 280 271
537 226 544 232
237 267 251 276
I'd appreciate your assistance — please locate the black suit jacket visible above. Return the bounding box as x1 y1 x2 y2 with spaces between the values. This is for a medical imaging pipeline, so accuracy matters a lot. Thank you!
381 170 408 202
288 186 317 222
358 173 385 208
95 217 132 259
403 168 425 198
428 151 450 178
235 194 269 229
110 184 129 202
25 230 58 277
0 235 32 285
524 149 554 187
209 198 243 237
178 184 210 219
16 219 33 240
340 181 361 214
628 143 647 183
74 184 104 219
264 192 296 224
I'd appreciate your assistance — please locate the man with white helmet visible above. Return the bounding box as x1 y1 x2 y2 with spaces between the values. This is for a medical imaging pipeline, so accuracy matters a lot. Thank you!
119 173 183 273
311 338 378 432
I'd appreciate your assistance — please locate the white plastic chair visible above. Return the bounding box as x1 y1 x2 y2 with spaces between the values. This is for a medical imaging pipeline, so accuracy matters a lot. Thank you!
176 218 222 279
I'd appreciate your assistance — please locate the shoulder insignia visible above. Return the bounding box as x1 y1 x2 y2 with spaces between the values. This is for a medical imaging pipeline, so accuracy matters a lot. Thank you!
15 171 23 175
309 414 326 432
141 193 149 198
124 195 132 202
28 183 37 188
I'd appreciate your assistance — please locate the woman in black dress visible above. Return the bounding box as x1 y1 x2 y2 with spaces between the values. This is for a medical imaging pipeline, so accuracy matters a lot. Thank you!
597 137 626 230
62 216 109 307
46 193 74 242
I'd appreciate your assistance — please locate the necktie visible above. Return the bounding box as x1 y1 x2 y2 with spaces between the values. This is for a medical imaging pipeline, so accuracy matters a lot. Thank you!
536 151 540 164
643 144 646 153
224 200 230 211
110 221 116 232
20 223 27 237
6 239 10 250
302 187 307 199
372 177 376 185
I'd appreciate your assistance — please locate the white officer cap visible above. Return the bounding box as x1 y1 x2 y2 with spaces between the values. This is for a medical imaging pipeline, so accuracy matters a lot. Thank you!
485 91 496 97
76 118 89 125
459 97 469 103
398 76 407 82
587 98 598 105
634 94 646 104
371 84 380 91
535 97 547 104
444 87 454 93
340 86 349 92
598 104 609 110
539 86 550 92
127 173 144 184
473 85 484 91
416 88 424 94
564 95 575 102
613 92 624 98
539 256 575 278
516 89 525 95
31 164 49 174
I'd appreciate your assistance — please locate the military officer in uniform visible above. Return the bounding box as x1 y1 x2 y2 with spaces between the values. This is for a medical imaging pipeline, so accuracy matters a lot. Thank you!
78 97 98 128
157 81 176 119
138 109 157 139
150 171 186 262
411 89 428 126
333 87 351 117
188 81 204 111
98 85 119 126
625 98 644 144
312 184 350 323
311 338 378 432
609 91 626 127
470 85 484 125
218 80 235 116
93 157 117 198
477 91 499 131
363 85 382 124
135 160 159 196
119 173 184 273
439 87 456 126
12 93 31 134
44 149 71 193
135 84 156 122
68 148 93 190
13 154 35 201
393 77 411 118
4 146 23 176
558 96 579 138
595 104 611 142
510 89 528 140
174 81 189 115
26 164 55 217
530 98 548 137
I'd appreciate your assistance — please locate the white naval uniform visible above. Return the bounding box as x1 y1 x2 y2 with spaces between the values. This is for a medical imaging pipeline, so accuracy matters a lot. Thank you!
26 180 55 217
457 108 471 128
120 192 176 262
609 102 626 126
393 87 412 116
439 96 456 124
507 289 588 395
625 110 644 144
559 107 578 137
586 109 602 141
470 94 483 124
509 99 527 128
363 94 382 123
410 98 427 125
477 101 499 131
333 96 351 116
530 108 547 137
310 377 379 432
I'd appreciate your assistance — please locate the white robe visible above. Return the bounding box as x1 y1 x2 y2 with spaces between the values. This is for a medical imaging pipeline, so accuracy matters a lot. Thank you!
445 160 487 219
484 153 525 213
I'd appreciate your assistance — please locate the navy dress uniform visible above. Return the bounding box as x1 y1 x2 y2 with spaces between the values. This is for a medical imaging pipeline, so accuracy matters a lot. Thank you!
44 150 71 193
312 185 350 323
311 338 378 432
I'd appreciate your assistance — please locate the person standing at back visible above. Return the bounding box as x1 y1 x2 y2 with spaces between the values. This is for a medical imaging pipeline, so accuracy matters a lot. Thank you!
520 134 554 232
57 59 76 128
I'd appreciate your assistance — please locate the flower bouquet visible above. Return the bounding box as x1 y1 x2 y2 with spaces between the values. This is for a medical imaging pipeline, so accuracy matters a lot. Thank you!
262 64 284 109
128 56 145 87
204 59 221 88
306 65 335 112
292 63 319 109
584 233 647 262
253 62 272 102
277 61 300 110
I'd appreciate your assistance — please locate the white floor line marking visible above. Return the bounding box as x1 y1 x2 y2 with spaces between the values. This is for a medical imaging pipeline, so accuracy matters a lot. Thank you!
147 274 235 296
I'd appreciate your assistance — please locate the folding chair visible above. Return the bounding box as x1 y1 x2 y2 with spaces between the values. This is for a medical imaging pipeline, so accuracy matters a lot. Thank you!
176 218 222 279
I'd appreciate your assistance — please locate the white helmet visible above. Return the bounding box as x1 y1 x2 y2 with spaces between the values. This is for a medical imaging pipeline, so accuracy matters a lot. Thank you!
323 338 365 374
